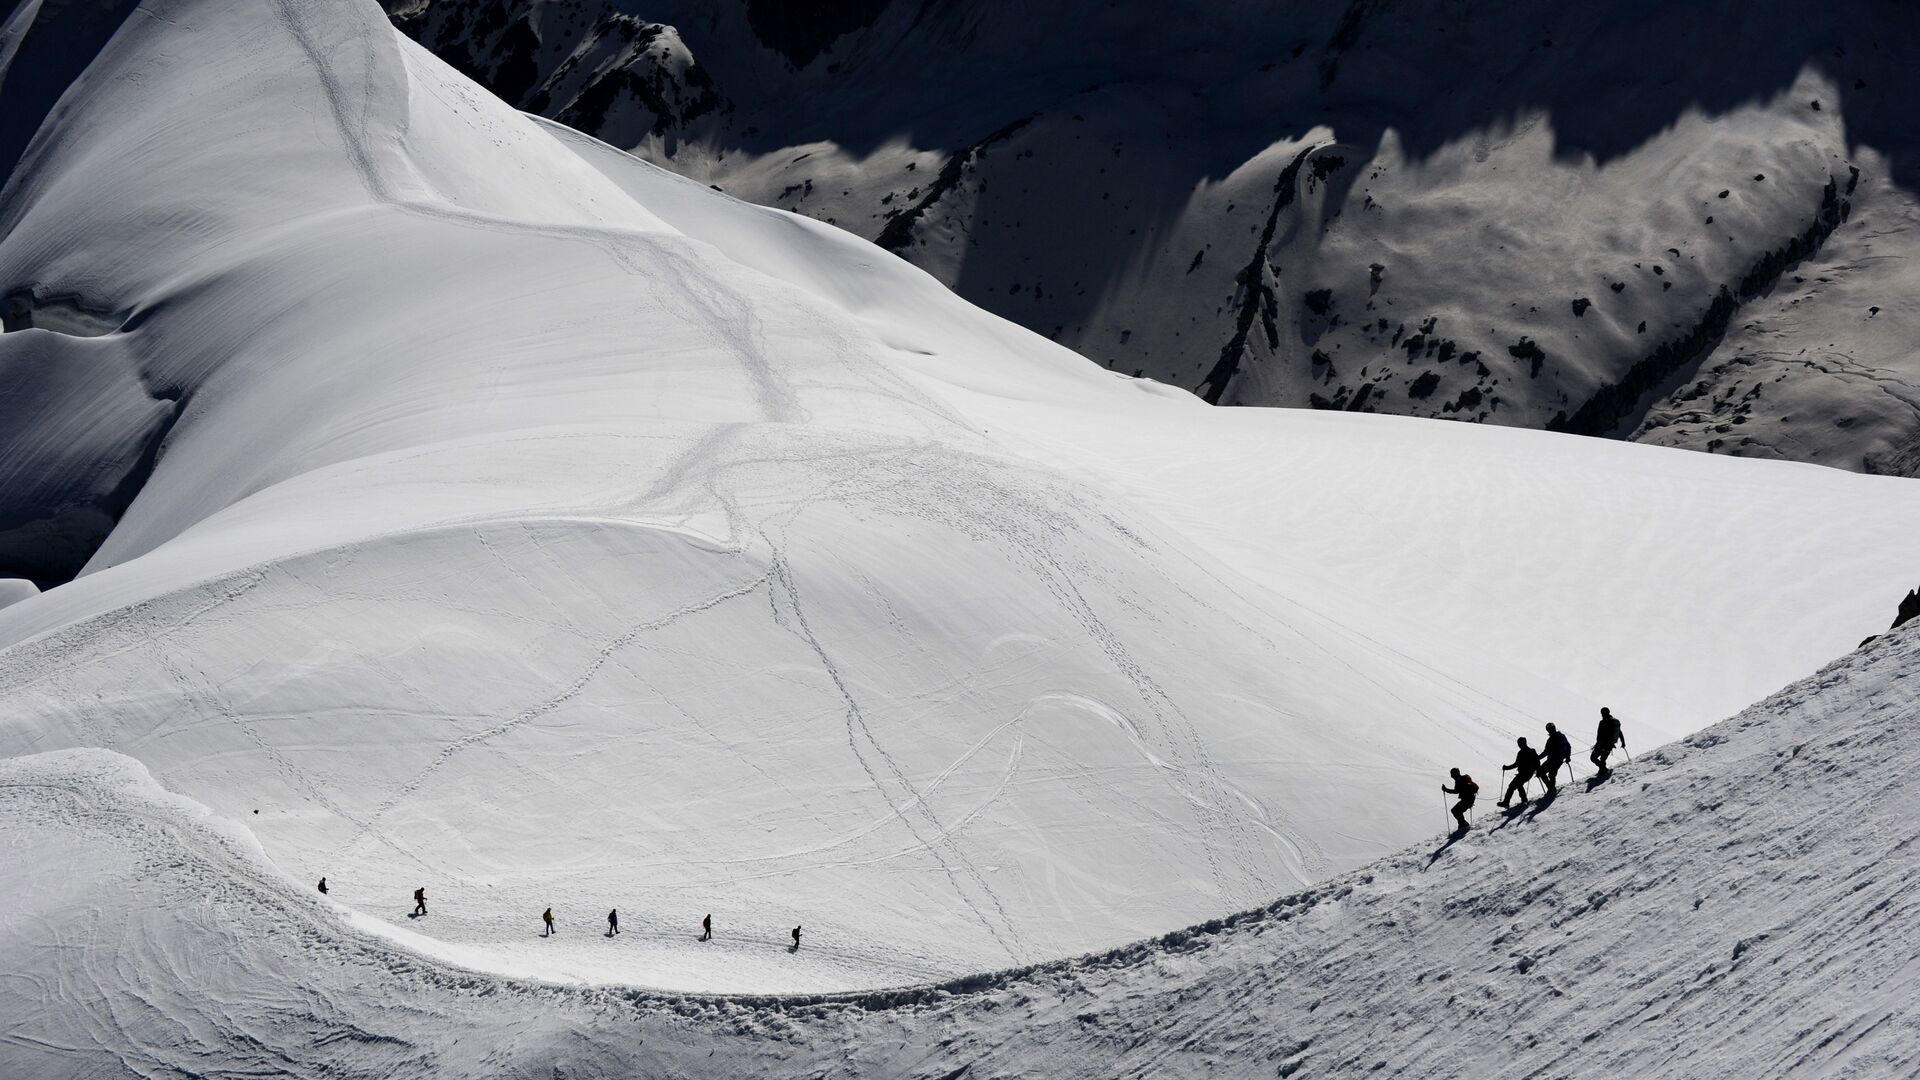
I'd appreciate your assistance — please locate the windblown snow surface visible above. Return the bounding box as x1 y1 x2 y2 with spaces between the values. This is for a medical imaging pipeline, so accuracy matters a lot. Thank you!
0 0 1918 1063
5 621 1918 1077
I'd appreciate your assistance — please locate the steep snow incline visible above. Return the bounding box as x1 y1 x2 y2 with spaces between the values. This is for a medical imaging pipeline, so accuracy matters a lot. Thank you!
552 119 1920 730
2 0 1918 996
4 625 1915 1078
394 0 1920 474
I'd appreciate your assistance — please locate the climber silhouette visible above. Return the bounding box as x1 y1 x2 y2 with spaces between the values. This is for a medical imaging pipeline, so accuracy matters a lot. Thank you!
411 887 427 917
1441 768 1479 832
317 877 328 895
699 914 712 942
1539 722 1573 794
607 909 619 937
790 925 802 952
543 907 555 937
1591 707 1627 773
1500 737 1539 808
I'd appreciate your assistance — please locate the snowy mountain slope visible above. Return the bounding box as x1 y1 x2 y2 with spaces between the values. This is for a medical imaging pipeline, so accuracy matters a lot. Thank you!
391 0 1920 473
1 0 1918 999
4 621 1916 1078
547 115 1920 730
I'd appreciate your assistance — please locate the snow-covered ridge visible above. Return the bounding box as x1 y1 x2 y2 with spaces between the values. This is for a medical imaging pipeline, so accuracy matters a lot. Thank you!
0 0 1917 999
4 620 1915 1077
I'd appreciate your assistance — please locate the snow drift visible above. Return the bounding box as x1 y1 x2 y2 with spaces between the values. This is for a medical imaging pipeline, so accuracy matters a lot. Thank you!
1 0 1918 997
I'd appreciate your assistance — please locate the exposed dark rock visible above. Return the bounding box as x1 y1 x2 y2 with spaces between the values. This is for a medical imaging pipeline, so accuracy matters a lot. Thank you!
1307 155 1347 188
876 116 1035 252
1508 337 1546 377
1551 176 1849 439
1199 144 1321 404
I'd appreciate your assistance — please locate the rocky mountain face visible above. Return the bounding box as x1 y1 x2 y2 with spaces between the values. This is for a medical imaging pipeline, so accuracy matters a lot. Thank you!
386 0 1920 473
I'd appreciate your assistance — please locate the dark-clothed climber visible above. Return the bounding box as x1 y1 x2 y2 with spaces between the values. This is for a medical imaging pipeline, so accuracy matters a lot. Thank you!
1500 738 1540 808
1591 707 1627 773
1539 723 1573 794
1441 768 1479 832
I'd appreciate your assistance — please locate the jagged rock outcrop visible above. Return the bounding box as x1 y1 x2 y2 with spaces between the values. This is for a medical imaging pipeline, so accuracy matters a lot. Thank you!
385 0 1920 472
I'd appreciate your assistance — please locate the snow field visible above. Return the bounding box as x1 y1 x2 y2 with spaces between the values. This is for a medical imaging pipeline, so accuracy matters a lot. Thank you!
0 0 1917 998
4 623 1917 1077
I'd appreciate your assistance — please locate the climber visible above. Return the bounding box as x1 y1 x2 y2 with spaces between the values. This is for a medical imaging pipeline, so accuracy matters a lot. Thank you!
1539 722 1573 794
543 907 556 936
1441 768 1478 832
412 887 427 916
790 925 802 952
607 909 619 936
1500 737 1540 808
1591 707 1627 773
317 877 328 895
700 914 712 942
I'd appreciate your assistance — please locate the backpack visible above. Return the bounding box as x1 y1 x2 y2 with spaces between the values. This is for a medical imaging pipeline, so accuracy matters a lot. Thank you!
1458 773 1479 798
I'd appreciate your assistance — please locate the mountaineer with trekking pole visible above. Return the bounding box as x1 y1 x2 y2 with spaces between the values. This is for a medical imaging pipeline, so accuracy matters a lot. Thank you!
1441 768 1479 832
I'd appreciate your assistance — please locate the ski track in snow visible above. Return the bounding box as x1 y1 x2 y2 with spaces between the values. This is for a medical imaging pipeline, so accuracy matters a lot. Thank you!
326 564 774 865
